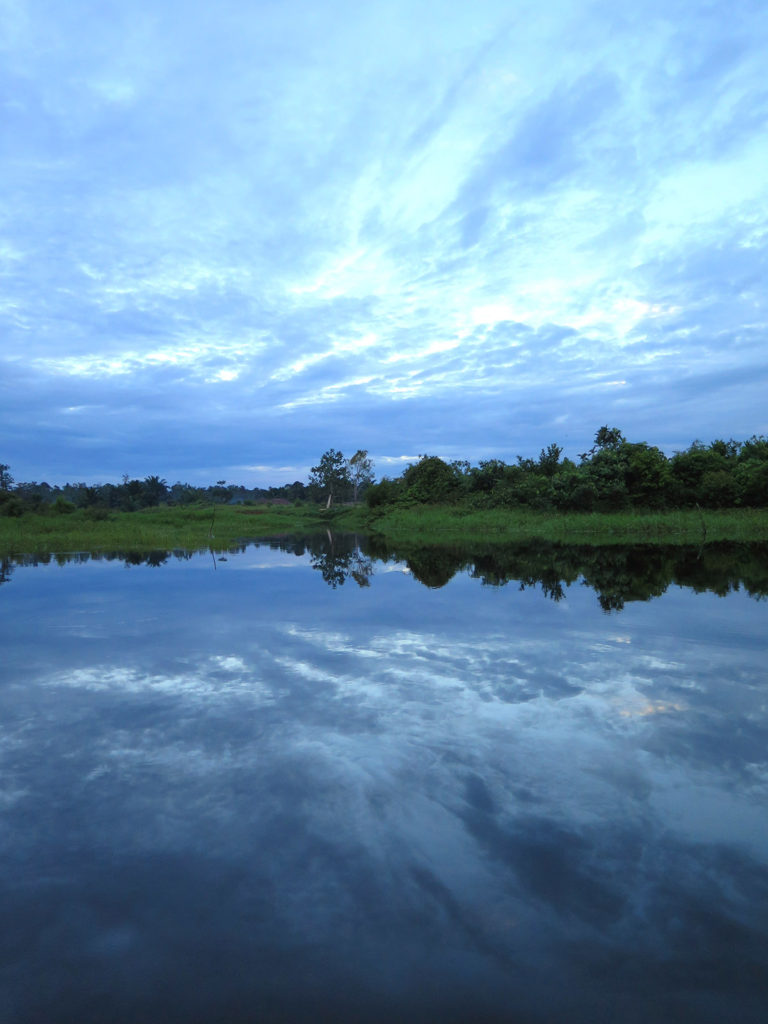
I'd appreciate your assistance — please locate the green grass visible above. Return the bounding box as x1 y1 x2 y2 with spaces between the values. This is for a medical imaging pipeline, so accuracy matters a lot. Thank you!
342 505 768 546
2 503 768 557
0 504 343 557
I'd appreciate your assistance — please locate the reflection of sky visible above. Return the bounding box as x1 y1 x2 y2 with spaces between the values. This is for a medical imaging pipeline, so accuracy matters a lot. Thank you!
1 548 767 1022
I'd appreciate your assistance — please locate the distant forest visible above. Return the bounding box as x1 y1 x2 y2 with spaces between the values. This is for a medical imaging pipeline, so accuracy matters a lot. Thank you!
0 467 311 517
365 427 768 512
2 427 768 516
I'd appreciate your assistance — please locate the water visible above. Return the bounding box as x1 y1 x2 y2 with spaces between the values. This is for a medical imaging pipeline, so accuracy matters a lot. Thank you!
1 539 767 1023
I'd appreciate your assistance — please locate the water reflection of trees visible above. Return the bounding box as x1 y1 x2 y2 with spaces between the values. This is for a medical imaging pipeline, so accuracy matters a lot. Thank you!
470 541 768 609
254 536 768 608
257 532 374 588
379 539 768 608
2 539 767 610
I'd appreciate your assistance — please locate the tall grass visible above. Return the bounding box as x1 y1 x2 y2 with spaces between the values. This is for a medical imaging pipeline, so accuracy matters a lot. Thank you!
2 503 768 557
342 506 768 545
0 504 336 556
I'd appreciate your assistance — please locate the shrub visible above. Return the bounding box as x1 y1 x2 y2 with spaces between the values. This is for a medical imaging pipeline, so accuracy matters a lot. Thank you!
402 456 460 504
366 478 401 508
0 495 25 517
52 497 76 514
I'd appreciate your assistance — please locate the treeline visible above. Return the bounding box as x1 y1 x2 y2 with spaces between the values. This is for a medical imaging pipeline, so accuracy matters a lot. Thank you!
3 427 768 519
0 467 310 517
0 448 377 517
365 427 768 512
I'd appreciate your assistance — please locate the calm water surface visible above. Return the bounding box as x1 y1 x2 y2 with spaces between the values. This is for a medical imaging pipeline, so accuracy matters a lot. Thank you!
1 540 767 1023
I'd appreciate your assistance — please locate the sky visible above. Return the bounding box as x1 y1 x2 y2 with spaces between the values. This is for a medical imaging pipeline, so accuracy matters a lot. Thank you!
1 0 767 486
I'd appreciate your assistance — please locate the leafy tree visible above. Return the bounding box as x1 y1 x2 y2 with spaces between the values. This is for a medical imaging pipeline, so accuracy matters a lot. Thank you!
594 425 625 451
348 449 375 502
283 480 307 502
209 480 232 504
0 494 24 516
700 469 739 508
309 449 351 507
580 426 625 461
511 468 555 510
52 497 76 514
538 443 563 477
141 475 169 507
669 441 735 507
169 482 203 505
468 459 508 494
621 442 671 508
402 455 461 504
119 476 144 510
0 464 14 491
365 477 402 508
735 435 768 506
553 469 598 511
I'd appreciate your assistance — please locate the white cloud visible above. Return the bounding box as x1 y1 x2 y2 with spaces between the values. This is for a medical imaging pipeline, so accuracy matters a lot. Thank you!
2 0 768 480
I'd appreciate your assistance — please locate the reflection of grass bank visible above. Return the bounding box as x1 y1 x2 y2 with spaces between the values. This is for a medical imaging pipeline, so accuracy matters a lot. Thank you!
346 506 768 545
2 503 768 556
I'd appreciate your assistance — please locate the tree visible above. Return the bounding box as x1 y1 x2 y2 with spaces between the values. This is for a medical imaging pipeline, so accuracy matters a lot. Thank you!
468 459 507 494
0 464 13 491
594 425 625 451
141 475 169 507
580 426 625 461
621 442 671 508
735 435 768 506
348 449 375 502
309 449 350 508
402 456 461 504
210 480 232 504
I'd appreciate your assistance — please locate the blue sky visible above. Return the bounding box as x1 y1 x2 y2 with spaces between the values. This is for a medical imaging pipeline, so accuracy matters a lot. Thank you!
2 0 767 486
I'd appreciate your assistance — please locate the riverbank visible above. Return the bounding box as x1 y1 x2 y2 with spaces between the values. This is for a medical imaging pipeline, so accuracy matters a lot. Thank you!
2 503 768 557
356 505 768 545
0 504 331 557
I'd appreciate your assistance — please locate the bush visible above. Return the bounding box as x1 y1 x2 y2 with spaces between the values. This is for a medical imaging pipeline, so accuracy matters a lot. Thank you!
0 495 25 517
83 507 110 522
52 497 76 515
402 456 460 504
366 478 401 508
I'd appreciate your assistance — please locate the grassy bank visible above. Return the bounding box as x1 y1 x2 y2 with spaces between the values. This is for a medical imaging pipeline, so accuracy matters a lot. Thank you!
0 504 340 557
348 505 768 546
2 503 768 557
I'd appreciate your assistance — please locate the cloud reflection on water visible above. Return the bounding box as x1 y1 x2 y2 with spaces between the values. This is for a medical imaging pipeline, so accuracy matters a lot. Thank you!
0 544 766 1021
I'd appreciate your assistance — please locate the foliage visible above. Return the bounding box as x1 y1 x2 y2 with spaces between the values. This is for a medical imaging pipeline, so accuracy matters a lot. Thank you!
308 449 351 507
0 467 311 514
348 449 375 501
360 427 768 516
52 497 76 514
401 455 462 504
2 424 768 536
306 448 377 505
0 494 24 517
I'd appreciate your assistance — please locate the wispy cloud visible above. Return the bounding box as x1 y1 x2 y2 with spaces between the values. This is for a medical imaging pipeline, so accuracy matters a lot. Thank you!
2 0 767 482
